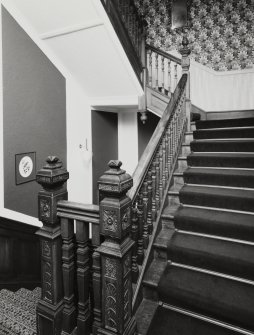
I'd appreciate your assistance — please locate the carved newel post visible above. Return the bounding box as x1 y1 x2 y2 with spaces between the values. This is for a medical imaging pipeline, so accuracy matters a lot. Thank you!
97 161 137 335
180 28 191 130
36 156 69 335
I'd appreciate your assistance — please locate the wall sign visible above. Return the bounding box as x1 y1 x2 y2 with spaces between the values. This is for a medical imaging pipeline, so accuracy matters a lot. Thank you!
15 152 36 184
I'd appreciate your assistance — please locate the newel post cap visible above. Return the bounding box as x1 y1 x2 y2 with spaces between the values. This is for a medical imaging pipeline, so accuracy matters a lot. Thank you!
36 156 69 189
98 160 133 196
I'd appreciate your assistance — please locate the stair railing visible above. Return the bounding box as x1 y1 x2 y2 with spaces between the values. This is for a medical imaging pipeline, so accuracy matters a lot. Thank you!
146 44 182 97
36 157 101 335
128 72 188 309
101 0 147 84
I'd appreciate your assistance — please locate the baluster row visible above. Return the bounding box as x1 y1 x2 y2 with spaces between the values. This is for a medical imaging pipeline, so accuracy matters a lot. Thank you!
147 50 181 96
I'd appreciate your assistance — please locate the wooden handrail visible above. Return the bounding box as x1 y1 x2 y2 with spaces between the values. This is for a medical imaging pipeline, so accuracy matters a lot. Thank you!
128 73 187 201
57 200 99 225
146 44 181 65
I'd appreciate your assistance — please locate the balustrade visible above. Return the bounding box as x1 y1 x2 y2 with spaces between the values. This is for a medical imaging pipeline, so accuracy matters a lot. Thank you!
146 44 182 96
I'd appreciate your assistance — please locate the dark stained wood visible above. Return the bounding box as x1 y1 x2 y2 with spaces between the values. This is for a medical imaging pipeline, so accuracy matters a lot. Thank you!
61 217 76 335
0 217 40 291
36 156 69 335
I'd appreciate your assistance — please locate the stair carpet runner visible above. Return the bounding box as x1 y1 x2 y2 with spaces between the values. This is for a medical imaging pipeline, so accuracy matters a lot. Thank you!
0 287 40 335
147 117 254 334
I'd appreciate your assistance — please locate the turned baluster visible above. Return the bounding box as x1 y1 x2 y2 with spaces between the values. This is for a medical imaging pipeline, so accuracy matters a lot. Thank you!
76 220 90 335
165 132 169 180
61 218 76 335
158 144 164 201
162 136 167 190
155 154 160 209
161 56 165 94
148 50 153 87
147 170 153 234
131 206 139 283
92 249 102 334
36 156 69 335
128 6 134 42
155 53 159 90
168 60 171 96
169 123 174 171
174 64 178 90
151 162 157 222
142 182 149 249
173 113 177 158
137 194 144 265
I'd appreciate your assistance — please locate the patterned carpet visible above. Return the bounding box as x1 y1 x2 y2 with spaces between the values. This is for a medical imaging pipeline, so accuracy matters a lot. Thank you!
0 287 41 335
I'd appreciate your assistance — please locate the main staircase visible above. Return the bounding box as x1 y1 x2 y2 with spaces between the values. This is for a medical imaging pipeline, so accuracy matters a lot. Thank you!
137 117 254 334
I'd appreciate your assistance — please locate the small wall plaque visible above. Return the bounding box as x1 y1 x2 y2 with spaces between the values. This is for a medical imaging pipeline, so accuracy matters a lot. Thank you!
15 152 36 185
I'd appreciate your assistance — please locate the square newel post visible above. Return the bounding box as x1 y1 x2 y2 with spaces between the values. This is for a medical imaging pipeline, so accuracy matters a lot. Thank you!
180 29 191 131
97 161 137 335
36 156 69 335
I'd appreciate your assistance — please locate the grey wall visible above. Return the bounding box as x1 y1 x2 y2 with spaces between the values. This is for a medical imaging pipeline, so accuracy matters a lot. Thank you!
2 7 67 218
92 111 118 204
138 112 160 159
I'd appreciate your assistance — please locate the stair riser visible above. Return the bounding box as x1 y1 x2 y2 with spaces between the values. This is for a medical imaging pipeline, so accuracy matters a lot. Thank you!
168 233 254 282
191 141 254 152
158 265 254 331
194 128 254 140
154 247 167 260
174 209 254 242
183 172 254 188
179 189 254 212
161 217 175 230
187 155 254 168
196 117 254 130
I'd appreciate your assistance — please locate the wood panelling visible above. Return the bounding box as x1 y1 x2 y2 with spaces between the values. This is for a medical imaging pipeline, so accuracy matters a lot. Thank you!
0 217 41 290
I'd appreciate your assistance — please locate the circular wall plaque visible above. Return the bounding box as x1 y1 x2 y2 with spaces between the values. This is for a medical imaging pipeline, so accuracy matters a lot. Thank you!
19 156 34 178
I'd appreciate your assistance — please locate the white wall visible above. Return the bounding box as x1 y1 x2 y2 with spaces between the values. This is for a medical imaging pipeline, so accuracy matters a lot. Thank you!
190 60 254 112
118 111 139 175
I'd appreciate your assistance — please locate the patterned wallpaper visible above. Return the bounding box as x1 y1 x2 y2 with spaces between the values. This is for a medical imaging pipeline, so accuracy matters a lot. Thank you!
134 0 254 71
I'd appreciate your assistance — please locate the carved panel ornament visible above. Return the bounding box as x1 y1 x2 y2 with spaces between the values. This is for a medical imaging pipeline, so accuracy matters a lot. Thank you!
42 240 51 257
123 254 131 276
43 261 53 303
121 207 131 231
105 258 117 279
40 198 51 221
103 209 118 233
123 277 131 326
105 282 117 330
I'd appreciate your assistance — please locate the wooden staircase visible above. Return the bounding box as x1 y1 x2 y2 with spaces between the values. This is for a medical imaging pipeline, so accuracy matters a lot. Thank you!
136 117 254 335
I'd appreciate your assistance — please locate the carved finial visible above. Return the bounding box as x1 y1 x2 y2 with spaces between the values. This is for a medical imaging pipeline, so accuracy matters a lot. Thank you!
108 160 122 170
44 156 62 170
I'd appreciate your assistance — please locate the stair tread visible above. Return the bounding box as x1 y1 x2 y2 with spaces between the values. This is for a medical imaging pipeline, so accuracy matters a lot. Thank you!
193 127 254 140
147 305 240 335
174 206 254 242
180 184 254 212
168 232 254 281
158 264 254 331
195 117 254 130
183 167 254 188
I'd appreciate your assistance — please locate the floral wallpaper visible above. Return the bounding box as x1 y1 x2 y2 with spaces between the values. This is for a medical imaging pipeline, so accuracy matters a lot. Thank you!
134 0 254 71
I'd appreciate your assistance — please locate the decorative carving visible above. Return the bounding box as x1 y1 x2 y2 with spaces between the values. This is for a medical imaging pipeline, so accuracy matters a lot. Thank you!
105 258 117 279
98 180 133 194
103 210 118 233
123 254 131 276
42 241 51 257
105 282 117 330
40 199 51 220
122 207 131 231
43 261 52 303
123 277 131 326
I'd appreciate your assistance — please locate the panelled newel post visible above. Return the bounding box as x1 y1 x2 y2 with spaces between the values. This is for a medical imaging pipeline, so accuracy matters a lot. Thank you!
180 29 191 130
97 160 137 335
36 156 69 335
